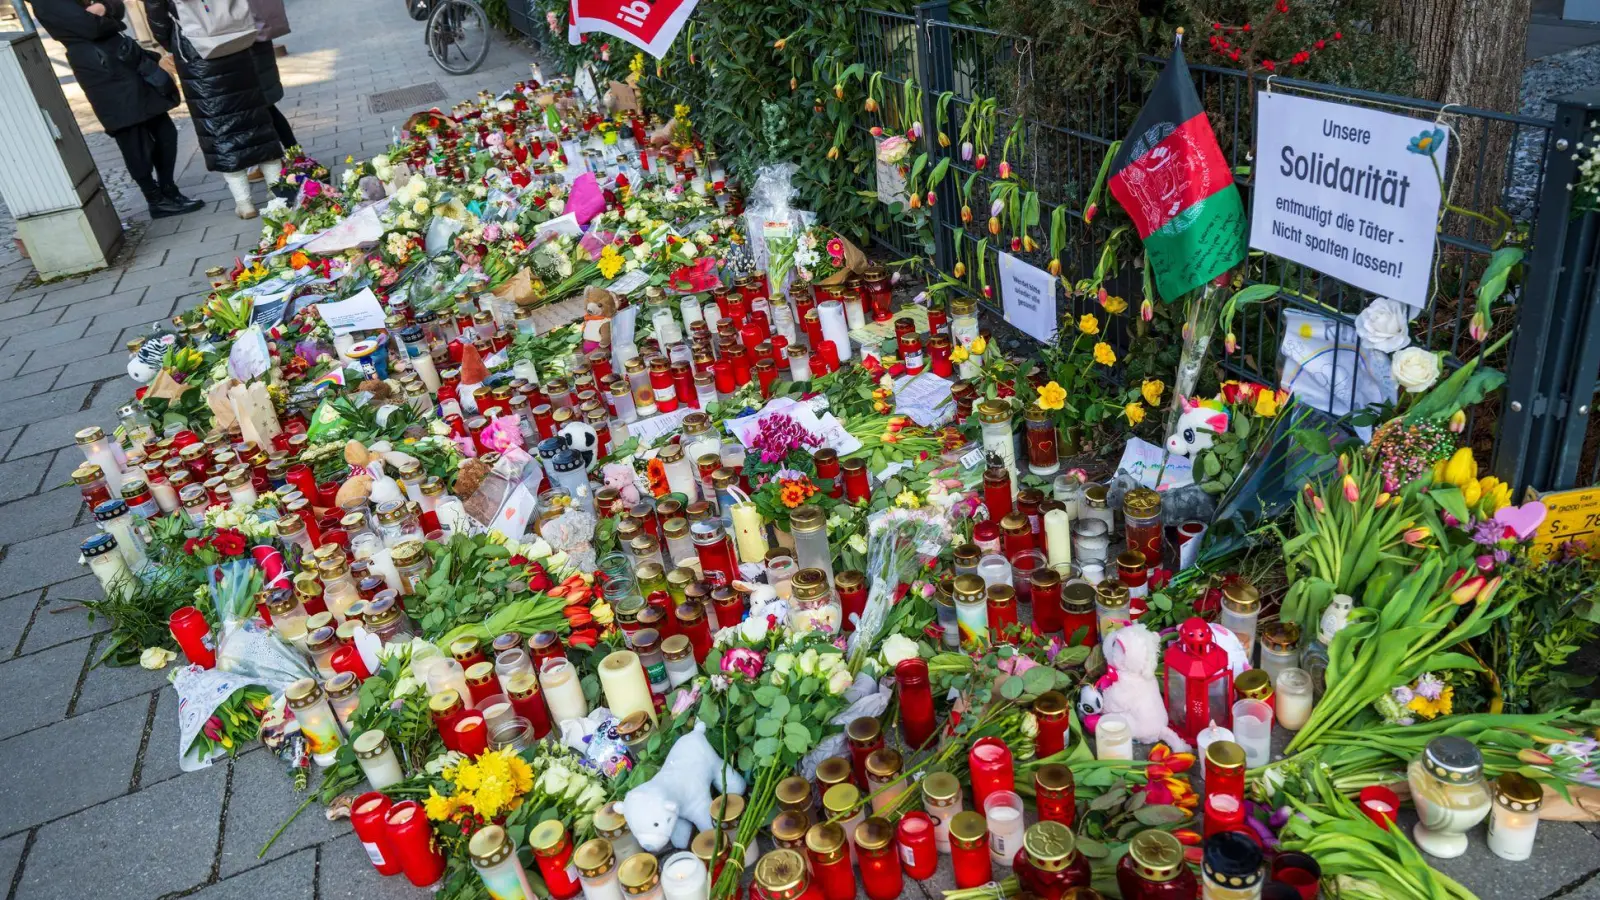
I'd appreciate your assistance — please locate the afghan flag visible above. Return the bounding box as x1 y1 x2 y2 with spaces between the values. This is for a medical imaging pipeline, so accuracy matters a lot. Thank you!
1107 46 1246 301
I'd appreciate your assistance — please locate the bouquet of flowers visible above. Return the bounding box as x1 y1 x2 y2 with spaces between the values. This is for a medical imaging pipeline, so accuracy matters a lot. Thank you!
792 226 849 283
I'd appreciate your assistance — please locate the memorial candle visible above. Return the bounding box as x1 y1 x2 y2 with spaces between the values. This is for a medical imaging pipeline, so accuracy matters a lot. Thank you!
386 801 447 887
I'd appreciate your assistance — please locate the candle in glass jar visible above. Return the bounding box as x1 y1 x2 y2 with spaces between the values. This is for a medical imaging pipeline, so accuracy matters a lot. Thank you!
540 657 589 728
285 677 343 765
805 822 855 900
352 729 404 790
921 772 963 852
577 839 626 900
386 800 447 887
729 500 767 565
948 812 993 889
658 851 706 900
1273 667 1314 731
470 825 539 900
969 737 1014 811
1231 699 1273 768
1095 714 1134 760
865 748 906 814
983 790 1026 865
853 819 903 900
531 821 586 900
1487 773 1543 861
599 650 655 724
350 792 404 875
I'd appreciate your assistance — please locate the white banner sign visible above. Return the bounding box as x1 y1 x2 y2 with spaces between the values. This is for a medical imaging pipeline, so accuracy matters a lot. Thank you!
998 252 1058 343
1249 92 1446 308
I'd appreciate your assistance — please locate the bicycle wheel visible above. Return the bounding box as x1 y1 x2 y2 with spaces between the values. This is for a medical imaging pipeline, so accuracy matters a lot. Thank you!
426 0 491 76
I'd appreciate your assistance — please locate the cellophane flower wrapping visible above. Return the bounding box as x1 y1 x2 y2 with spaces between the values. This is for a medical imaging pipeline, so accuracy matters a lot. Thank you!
174 560 314 771
848 507 951 671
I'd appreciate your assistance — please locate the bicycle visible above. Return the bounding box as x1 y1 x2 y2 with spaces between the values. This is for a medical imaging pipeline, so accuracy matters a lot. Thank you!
424 0 492 75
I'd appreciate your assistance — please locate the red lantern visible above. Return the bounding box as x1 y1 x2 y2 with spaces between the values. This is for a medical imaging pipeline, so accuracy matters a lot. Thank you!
1163 617 1235 744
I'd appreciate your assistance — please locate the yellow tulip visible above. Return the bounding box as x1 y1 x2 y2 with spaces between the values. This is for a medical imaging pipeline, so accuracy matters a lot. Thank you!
1443 448 1477 488
1432 459 1449 484
1462 479 1482 507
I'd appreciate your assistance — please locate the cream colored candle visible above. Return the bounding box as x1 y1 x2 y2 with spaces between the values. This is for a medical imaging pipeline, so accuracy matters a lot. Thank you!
424 657 472 705
369 547 403 591
1043 508 1072 569
353 730 404 790
599 650 655 724
729 501 767 565
1273 668 1314 731
540 658 589 727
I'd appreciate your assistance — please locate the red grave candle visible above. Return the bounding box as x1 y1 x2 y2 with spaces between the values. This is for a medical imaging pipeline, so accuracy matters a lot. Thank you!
385 801 447 887
350 792 404 875
1204 740 1247 803
711 587 746 630
454 713 489 756
1032 691 1071 758
1204 791 1245 837
982 465 1013 522
841 459 870 504
1034 764 1076 826
806 823 856 900
969 737 1014 812
846 717 884 789
168 606 216 669
675 602 714 663
814 450 843 500
855 820 904 900
693 522 738 589
507 676 553 740
712 360 737 395
286 464 319 501
835 570 867 633
896 812 938 879
1031 568 1064 636
948 812 994 889
428 691 468 752
329 644 371 681
896 658 938 750
530 821 584 900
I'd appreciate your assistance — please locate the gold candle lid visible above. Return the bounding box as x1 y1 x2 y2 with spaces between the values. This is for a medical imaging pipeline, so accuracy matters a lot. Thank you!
853 817 894 852
1123 486 1161 516
618 853 660 894
815 757 851 789
775 775 811 810
1236 669 1273 699
710 793 746 825
949 810 988 846
846 716 882 745
469 824 515 867
1259 620 1302 653
922 771 960 804
1127 830 1185 882
1035 762 1073 792
752 849 808 900
1023 821 1077 871
804 822 847 863
529 820 570 856
1206 739 1246 771
770 809 810 844
574 838 615 877
1494 772 1543 811
865 747 903 779
821 783 860 816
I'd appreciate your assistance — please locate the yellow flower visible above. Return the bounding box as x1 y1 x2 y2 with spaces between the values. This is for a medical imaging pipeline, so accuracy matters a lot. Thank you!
1483 479 1513 514
1141 379 1164 407
949 345 969 363
1078 313 1100 336
1462 478 1482 507
508 754 534 794
1101 295 1128 315
970 336 988 356
1253 389 1280 418
1407 686 1454 720
894 491 922 509
591 599 615 626
1123 402 1146 426
424 787 457 821
1443 447 1477 488
1093 342 1117 366
598 246 623 279
1037 381 1067 411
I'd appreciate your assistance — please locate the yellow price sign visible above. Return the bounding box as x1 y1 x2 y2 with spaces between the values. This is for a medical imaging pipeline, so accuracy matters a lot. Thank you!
1524 485 1600 561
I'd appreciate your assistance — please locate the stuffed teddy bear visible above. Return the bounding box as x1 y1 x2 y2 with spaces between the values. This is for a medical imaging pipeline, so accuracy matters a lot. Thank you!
582 287 617 354
601 463 643 508
1095 624 1190 752
619 720 746 851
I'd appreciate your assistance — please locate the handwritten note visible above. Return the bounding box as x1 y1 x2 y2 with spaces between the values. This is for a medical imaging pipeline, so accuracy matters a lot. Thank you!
626 407 692 446
608 269 650 296
1115 436 1194 491
893 371 955 427
536 213 583 241
999 252 1058 343
316 289 388 335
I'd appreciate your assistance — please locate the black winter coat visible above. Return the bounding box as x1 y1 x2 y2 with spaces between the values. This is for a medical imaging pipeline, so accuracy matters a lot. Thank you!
31 0 179 134
145 0 282 173
250 39 283 106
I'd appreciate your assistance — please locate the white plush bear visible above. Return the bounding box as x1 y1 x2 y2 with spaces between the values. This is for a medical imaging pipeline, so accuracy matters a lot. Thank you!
1099 624 1190 752
619 720 747 851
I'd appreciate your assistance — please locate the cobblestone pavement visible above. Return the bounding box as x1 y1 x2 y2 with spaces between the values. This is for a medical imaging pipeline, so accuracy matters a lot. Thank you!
2 2 1600 898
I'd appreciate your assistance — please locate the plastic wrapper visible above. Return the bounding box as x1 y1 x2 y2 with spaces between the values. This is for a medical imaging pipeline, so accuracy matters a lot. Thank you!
559 708 633 777
742 164 815 292
798 673 893 779
173 560 314 771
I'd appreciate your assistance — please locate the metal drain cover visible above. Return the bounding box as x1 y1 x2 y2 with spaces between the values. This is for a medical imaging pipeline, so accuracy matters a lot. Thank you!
368 82 448 114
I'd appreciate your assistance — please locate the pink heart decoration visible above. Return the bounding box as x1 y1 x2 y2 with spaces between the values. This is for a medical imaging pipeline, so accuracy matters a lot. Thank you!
1493 502 1547 541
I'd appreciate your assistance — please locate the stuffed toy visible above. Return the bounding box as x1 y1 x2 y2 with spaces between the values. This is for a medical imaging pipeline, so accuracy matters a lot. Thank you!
335 440 418 509
618 720 747 851
1165 396 1229 457
127 333 177 384
601 463 642 508
582 287 617 354
1094 624 1190 752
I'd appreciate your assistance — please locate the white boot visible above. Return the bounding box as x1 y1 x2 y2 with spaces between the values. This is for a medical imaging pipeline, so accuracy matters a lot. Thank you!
259 159 284 185
223 170 257 219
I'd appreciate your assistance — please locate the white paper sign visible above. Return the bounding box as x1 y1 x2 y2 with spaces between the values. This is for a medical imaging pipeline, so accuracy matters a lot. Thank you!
1115 436 1194 491
608 269 650 296
303 198 391 254
875 139 910 207
893 371 955 427
1249 92 1446 308
609 305 640 372
536 213 584 240
316 289 388 335
998 252 1058 343
627 407 692 446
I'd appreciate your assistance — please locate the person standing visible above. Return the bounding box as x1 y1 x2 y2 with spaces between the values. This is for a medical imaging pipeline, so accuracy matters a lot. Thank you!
30 0 205 218
246 0 295 149
143 0 283 218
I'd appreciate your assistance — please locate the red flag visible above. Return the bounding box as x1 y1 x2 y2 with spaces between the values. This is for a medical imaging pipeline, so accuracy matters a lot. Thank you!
569 0 698 57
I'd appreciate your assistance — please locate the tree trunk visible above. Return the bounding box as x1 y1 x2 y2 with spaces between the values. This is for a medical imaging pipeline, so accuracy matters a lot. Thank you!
1380 0 1529 222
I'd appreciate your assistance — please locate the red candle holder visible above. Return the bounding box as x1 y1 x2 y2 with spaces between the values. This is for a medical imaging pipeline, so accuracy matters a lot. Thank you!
969 737 1014 812
454 712 489 756
385 800 446 887
896 658 937 750
1358 785 1400 830
330 644 371 681
350 792 404 875
168 606 216 669
896 812 938 879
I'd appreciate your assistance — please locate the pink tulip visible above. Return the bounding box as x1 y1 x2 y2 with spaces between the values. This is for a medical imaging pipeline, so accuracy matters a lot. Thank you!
1342 475 1359 503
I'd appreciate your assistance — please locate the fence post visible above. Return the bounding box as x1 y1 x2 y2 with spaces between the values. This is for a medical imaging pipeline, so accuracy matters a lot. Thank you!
1493 91 1600 494
915 0 957 272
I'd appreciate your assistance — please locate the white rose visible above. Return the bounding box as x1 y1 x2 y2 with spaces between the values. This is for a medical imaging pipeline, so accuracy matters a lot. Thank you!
739 614 770 642
1354 298 1412 353
827 669 854 695
140 647 176 670
680 242 697 259
798 649 819 676
1392 346 1442 393
539 765 572 796
881 634 920 667
771 652 795 675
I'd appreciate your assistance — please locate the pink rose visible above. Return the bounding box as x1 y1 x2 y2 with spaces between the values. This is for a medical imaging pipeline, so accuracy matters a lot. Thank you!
721 648 765 680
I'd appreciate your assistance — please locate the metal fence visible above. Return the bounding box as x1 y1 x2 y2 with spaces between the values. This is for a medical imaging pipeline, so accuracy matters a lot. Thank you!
630 4 1600 495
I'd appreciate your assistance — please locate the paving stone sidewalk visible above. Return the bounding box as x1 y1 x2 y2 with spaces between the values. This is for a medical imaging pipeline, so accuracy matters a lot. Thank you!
1 2 1599 898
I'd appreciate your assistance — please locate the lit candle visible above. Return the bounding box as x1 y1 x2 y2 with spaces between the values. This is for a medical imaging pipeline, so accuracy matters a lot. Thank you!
729 500 767 565
1043 508 1072 569
285 678 344 766
369 546 403 592
470 825 539 900
983 791 1026 865
659 851 707 900
1273 668 1314 731
599 650 655 724
1095 714 1133 760
424 657 472 704
353 729 404 790
540 657 589 727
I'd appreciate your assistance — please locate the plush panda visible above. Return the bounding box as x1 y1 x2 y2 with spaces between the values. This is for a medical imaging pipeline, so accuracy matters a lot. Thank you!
558 420 600 470
127 333 177 384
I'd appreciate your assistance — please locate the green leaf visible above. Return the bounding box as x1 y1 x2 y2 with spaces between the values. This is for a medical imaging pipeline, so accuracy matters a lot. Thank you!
753 685 780 706
999 677 1026 700
1292 428 1334 457
1133 804 1189 826
756 717 781 737
753 737 780 761
770 695 792 719
1021 666 1056 695
1075 836 1110 859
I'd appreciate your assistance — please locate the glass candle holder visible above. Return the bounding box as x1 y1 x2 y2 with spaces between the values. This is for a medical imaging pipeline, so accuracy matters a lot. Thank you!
1122 487 1163 564
1231 699 1274 768
1407 736 1491 859
1095 713 1134 760
1201 831 1263 900
352 729 404 790
286 677 344 766
953 574 989 650
1258 621 1302 681
977 553 1014 590
532 821 586 900
1487 772 1543 861
1095 583 1133 638
1117 830 1199 899
853 820 903 900
948 812 993 889
1072 519 1111 567
540 657 589 728
789 504 833 587
470 825 538 900
921 772 962 852
1273 668 1314 732
984 790 1026 866
977 399 1018 489
865 748 906 815
969 736 1014 812
577 839 625 900
789 568 841 633
1219 581 1262 664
